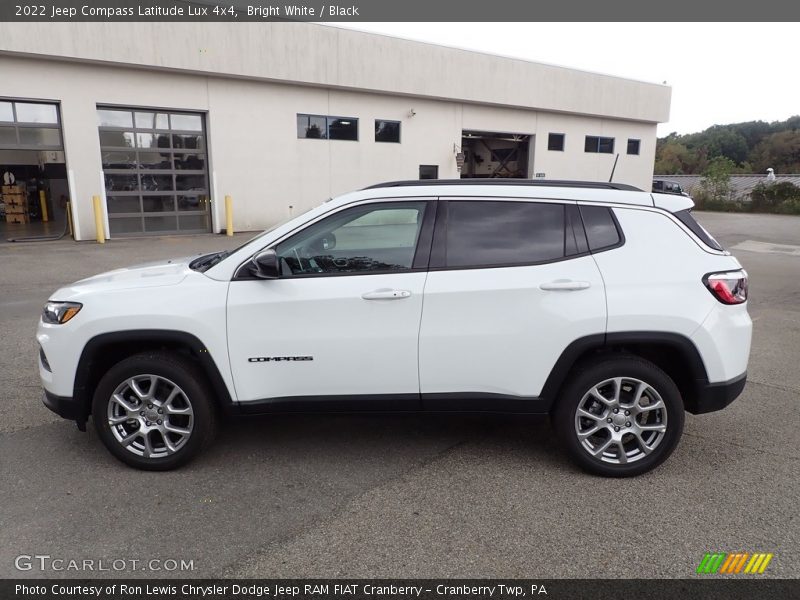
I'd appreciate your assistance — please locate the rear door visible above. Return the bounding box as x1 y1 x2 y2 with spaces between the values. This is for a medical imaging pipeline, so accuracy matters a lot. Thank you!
418 198 607 409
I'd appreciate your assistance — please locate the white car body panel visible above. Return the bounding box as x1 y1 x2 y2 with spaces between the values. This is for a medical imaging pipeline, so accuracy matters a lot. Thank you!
419 254 606 397
650 192 694 212
37 265 234 399
594 206 747 382
226 272 427 402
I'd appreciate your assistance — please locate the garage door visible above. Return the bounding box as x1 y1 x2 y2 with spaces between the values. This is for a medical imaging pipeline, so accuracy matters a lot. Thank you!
98 107 211 236
0 100 63 150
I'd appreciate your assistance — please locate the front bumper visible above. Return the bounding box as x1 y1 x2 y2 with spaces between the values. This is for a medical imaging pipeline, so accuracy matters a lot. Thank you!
685 372 747 415
43 390 87 428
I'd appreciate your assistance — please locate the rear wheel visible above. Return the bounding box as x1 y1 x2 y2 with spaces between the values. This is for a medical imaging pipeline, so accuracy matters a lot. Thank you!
553 356 684 477
92 352 216 470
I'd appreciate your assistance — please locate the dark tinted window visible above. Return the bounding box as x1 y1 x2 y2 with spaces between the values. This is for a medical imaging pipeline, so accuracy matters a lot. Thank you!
296 114 358 140
674 209 723 251
579 205 621 251
327 117 358 140
627 138 641 155
445 201 565 268
585 136 615 154
419 165 438 179
548 133 565 151
375 120 400 143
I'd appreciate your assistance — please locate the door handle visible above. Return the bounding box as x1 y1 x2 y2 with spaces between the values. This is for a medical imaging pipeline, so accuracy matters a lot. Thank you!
539 280 591 291
361 289 412 300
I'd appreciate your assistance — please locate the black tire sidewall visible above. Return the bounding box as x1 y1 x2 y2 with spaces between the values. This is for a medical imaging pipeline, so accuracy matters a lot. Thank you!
553 357 685 477
92 353 215 470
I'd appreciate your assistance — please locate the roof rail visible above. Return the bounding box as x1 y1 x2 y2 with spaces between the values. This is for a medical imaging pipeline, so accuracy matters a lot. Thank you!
364 179 643 192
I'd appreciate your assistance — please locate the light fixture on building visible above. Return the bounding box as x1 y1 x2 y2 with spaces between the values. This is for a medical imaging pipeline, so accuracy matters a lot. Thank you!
408 109 416 118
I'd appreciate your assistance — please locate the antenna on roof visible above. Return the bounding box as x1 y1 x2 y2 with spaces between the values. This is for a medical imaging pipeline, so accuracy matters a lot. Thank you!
609 153 620 182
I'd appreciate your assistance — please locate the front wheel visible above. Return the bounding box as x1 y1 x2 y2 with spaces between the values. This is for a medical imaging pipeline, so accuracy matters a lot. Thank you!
92 352 217 470
553 357 684 477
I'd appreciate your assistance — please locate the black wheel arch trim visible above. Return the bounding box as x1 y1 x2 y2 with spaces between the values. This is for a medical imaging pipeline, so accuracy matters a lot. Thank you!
540 331 714 411
73 330 236 421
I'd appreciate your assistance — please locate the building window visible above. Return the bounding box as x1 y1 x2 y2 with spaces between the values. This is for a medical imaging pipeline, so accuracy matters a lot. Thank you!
419 165 438 180
0 100 62 150
547 133 565 151
375 119 401 143
97 107 211 236
584 136 615 154
297 114 359 141
297 114 327 139
627 138 641 155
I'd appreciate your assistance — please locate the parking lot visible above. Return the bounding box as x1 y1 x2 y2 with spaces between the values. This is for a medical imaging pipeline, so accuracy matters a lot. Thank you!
0 212 798 579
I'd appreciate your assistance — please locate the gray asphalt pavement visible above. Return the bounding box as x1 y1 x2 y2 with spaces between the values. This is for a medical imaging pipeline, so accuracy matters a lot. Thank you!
0 213 798 579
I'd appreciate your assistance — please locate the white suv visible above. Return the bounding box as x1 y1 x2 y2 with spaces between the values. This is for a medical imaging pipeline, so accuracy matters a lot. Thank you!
37 180 751 476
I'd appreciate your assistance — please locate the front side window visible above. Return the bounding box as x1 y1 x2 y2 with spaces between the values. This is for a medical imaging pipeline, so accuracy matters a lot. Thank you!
275 202 427 276
444 201 565 268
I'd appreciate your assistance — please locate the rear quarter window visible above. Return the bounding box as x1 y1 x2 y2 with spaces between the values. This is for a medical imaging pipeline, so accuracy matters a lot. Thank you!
578 205 622 251
673 209 723 251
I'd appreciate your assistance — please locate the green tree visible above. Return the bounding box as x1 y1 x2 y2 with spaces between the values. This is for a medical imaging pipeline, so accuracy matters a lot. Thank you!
654 139 692 174
696 156 735 207
749 130 800 173
655 115 800 174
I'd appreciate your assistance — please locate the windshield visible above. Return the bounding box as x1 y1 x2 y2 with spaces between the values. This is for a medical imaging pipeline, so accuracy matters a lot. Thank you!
190 204 321 272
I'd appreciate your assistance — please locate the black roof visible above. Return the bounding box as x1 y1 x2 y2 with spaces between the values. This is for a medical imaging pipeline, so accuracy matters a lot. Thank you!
365 179 643 192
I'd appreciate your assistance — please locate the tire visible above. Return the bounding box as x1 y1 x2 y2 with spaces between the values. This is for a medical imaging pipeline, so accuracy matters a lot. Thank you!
92 352 217 470
552 356 684 477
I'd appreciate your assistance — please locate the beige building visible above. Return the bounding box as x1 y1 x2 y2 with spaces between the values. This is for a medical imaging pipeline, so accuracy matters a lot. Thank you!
0 22 671 240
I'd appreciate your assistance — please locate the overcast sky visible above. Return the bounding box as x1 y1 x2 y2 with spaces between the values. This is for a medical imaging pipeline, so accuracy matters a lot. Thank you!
329 23 798 137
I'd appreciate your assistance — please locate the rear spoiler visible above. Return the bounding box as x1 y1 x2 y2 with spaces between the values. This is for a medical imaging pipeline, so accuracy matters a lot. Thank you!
651 192 694 212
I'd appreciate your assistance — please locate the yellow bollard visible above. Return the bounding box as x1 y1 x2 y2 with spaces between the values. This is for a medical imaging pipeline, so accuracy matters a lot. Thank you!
66 201 74 238
39 190 49 223
92 195 105 244
225 194 234 237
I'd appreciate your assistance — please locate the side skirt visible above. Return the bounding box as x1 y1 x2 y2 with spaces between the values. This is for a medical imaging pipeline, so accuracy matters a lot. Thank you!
235 393 550 415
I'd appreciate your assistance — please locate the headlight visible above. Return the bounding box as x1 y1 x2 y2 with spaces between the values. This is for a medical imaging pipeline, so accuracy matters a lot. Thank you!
42 301 83 324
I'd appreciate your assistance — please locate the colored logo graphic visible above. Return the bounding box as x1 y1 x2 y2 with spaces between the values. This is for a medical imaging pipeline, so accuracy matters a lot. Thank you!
697 552 774 574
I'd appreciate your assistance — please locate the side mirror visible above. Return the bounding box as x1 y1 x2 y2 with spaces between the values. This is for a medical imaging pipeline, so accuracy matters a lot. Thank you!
251 249 280 279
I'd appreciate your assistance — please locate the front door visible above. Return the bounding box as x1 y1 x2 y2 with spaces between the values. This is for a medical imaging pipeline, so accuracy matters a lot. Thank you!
226 199 434 408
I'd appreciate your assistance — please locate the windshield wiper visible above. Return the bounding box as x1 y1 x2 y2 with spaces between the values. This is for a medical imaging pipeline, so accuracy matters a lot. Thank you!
190 251 229 272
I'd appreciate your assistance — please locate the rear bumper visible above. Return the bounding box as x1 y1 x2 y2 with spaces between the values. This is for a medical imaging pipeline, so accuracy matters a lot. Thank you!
685 372 747 415
43 390 86 422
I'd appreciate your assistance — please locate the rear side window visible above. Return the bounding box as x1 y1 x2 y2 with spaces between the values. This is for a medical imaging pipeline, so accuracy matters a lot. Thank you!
579 205 621 251
674 209 723 251
444 201 565 268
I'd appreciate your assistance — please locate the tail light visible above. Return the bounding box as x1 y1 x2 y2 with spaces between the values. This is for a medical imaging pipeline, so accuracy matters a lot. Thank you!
704 270 748 304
